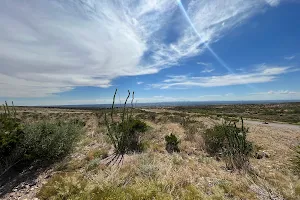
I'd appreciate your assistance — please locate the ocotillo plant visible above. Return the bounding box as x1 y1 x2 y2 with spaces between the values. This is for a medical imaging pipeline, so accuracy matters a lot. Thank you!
1 101 17 119
104 89 147 165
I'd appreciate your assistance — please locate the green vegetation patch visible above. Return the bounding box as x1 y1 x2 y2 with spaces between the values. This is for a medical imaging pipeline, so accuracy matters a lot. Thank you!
0 101 85 175
202 118 253 170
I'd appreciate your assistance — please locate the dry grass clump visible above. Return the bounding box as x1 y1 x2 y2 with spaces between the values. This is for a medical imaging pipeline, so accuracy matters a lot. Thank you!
38 152 259 199
291 145 300 175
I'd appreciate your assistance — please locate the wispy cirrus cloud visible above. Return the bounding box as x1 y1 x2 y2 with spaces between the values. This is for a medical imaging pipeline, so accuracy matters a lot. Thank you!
0 0 282 97
250 90 298 95
284 55 296 60
197 62 215 73
151 66 292 89
137 82 144 85
197 62 211 66
201 68 215 73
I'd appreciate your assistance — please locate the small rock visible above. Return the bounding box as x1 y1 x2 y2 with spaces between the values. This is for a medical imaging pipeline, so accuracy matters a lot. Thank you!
44 174 51 179
28 180 37 186
255 151 270 159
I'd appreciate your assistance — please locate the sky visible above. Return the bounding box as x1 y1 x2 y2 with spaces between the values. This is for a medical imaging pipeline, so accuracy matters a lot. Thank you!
0 0 300 106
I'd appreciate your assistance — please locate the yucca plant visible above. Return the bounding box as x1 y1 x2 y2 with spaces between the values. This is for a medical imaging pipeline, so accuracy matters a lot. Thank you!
104 89 147 165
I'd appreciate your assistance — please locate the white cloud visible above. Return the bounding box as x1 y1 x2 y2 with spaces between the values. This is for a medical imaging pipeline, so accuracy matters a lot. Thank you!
251 90 298 95
284 55 295 60
0 0 281 97
201 68 215 73
137 81 144 85
265 0 281 6
151 66 292 89
197 62 215 73
197 62 211 66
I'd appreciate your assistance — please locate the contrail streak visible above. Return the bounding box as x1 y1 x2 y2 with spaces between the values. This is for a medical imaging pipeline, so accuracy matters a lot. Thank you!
176 0 233 73
176 0 256 90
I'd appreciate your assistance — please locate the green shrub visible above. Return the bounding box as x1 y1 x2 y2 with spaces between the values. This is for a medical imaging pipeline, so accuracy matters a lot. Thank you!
0 105 84 176
0 102 24 172
22 120 83 161
165 133 180 153
105 89 148 165
202 125 226 155
203 118 253 170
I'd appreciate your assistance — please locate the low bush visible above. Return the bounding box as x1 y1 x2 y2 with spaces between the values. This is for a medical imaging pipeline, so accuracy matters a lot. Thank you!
105 89 148 164
0 102 24 173
165 133 180 153
202 118 253 170
22 120 83 161
0 102 84 176
202 125 227 155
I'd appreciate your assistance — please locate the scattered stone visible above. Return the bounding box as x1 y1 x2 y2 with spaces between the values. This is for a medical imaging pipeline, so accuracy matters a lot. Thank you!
44 174 51 179
255 151 270 159
28 180 37 186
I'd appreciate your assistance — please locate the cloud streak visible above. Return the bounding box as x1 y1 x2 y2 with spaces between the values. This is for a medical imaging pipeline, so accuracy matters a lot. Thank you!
151 66 292 89
284 55 295 60
0 0 281 97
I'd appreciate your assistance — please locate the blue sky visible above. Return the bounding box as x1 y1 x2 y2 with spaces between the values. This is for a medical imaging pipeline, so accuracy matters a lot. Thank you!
0 0 300 106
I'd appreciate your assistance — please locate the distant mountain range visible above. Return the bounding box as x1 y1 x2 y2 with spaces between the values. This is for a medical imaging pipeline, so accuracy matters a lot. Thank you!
41 100 300 109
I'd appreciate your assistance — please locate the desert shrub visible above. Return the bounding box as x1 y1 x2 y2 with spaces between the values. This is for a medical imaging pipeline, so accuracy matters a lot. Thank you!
203 118 253 170
165 133 180 153
69 118 86 127
105 89 148 164
22 120 83 161
202 125 226 155
0 112 84 176
0 102 24 172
